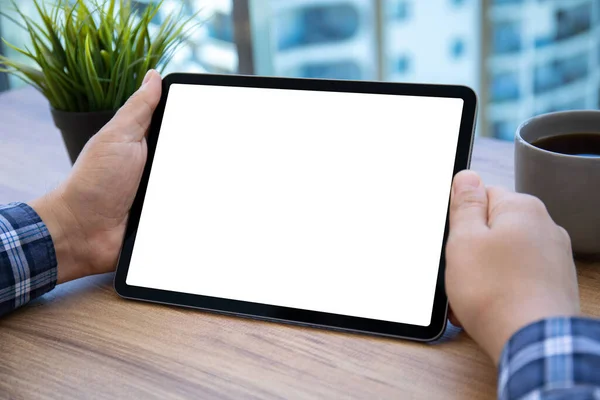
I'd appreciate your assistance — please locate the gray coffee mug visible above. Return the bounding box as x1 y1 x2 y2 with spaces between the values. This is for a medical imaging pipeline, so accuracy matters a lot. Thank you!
515 111 600 259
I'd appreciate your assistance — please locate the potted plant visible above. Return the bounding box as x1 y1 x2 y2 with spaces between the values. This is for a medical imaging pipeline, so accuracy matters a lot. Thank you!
0 0 195 164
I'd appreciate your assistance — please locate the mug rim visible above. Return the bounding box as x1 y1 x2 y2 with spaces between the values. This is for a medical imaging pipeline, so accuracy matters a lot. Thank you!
515 110 600 161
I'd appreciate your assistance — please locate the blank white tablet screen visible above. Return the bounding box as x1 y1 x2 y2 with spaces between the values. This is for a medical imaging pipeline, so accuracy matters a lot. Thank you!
126 83 464 327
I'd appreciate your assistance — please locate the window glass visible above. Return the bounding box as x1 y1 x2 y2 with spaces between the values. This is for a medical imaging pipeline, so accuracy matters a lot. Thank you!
2 0 600 141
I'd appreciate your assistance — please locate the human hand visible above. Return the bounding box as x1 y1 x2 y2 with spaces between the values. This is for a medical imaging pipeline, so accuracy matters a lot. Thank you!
445 170 580 364
29 70 162 284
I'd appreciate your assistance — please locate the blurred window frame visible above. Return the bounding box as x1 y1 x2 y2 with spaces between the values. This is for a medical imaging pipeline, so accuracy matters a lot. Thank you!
0 16 9 92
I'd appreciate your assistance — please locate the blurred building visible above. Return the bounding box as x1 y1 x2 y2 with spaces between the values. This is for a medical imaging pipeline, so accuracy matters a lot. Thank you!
197 0 480 85
271 0 378 80
2 0 600 140
384 0 481 90
486 0 600 140
196 0 378 80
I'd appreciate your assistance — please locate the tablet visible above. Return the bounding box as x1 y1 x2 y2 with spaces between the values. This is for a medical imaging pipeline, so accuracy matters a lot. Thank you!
114 73 477 341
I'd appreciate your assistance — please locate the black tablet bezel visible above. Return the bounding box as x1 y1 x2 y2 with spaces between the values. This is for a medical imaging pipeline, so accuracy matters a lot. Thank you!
114 73 477 342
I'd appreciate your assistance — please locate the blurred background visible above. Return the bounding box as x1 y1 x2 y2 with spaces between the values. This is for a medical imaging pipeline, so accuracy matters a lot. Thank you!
1 0 599 140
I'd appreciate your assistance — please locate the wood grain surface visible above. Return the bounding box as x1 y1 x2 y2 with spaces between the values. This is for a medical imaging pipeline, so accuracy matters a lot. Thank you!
0 88 599 400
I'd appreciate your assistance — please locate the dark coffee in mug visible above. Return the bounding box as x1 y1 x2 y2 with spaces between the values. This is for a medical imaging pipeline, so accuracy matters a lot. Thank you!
531 133 600 157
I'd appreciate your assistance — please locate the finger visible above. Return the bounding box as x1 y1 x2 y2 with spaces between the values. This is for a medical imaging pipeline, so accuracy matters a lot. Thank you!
100 69 162 143
448 307 462 328
486 186 547 225
485 186 510 224
449 170 489 235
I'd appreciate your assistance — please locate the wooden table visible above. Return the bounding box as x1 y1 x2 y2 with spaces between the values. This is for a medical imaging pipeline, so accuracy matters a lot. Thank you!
0 88 599 400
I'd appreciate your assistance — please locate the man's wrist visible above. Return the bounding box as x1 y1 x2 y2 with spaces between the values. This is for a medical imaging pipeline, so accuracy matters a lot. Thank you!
472 297 581 365
28 190 91 283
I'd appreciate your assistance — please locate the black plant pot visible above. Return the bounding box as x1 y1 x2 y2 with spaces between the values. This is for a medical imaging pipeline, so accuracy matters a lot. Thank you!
50 108 116 164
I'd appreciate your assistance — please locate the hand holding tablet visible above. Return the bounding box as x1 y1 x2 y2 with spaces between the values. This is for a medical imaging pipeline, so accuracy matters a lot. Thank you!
114 73 477 341
446 172 580 363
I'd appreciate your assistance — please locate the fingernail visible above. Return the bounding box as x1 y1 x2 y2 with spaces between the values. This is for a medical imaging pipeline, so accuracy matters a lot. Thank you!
453 171 481 193
142 70 154 86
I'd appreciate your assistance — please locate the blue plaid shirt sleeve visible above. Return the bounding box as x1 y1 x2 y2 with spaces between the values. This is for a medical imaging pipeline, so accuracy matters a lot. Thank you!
498 317 600 400
0 202 57 316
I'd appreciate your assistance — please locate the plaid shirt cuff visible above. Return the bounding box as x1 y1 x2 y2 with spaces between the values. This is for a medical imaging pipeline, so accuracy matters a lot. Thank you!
0 202 57 316
498 316 600 400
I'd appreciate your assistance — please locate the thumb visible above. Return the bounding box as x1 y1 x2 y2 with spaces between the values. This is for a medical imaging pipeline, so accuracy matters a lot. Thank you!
100 69 162 142
449 170 489 234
